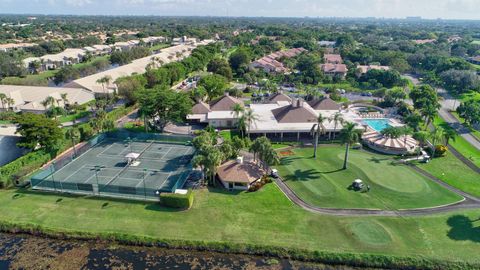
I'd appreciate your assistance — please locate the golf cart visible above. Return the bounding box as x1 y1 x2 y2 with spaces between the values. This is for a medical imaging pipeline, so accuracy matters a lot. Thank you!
352 179 364 191
270 169 280 179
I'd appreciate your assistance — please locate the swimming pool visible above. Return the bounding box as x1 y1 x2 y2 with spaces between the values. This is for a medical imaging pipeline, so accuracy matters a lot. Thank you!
363 119 391 132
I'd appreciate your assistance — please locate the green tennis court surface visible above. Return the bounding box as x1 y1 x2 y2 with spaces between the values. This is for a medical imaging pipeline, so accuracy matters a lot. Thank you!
31 133 194 201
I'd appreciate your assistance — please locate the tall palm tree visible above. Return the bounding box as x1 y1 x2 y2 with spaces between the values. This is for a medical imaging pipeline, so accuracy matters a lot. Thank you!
41 96 56 110
66 127 81 157
329 112 344 140
430 126 445 158
0 93 7 110
413 131 429 158
400 126 414 148
96 75 113 98
232 103 245 137
443 128 456 146
243 108 258 139
5 97 14 111
339 122 363 170
310 114 326 159
60 93 69 109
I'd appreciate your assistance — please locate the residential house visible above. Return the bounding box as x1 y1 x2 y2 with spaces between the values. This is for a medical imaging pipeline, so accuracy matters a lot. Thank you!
217 157 265 190
0 42 36 52
249 48 306 74
0 85 94 113
320 63 348 78
468 56 480 65
247 97 350 141
357 65 390 74
23 48 86 71
318 40 336 47
324 54 343 64
187 93 244 128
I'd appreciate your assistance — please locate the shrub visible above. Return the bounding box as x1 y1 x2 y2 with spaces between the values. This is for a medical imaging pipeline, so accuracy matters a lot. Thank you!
435 145 448 157
159 189 194 209
0 150 51 188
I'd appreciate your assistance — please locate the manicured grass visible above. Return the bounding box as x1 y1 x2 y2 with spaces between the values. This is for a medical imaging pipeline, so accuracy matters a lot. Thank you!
417 152 480 197
1 70 56 86
434 116 480 167
0 120 12 125
0 186 479 264
275 147 462 210
58 111 91 123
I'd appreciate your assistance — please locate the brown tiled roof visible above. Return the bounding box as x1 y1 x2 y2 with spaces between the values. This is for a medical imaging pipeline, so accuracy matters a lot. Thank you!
320 63 348 73
271 100 318 123
324 54 343 64
308 98 341 111
209 94 243 111
268 92 292 103
217 160 264 183
191 101 211 114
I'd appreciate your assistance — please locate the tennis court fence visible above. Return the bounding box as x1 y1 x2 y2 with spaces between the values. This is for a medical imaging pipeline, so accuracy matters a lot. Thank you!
30 131 194 201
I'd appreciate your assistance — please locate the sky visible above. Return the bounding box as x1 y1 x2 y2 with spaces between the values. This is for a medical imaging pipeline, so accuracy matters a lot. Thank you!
0 0 479 20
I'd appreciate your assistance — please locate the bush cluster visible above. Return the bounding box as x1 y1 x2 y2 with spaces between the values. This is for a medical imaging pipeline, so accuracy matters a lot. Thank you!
159 189 194 209
248 175 271 192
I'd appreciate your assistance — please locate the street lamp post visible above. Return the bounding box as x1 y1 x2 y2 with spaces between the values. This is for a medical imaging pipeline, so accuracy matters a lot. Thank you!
50 162 57 191
94 165 101 195
143 169 147 200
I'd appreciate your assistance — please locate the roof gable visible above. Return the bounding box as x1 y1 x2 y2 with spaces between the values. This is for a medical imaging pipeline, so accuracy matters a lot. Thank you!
308 98 341 111
209 94 243 111
271 100 318 123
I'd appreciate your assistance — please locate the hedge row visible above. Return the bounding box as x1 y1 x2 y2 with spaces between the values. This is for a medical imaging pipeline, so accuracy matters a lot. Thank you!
0 150 51 188
0 220 477 270
159 189 194 209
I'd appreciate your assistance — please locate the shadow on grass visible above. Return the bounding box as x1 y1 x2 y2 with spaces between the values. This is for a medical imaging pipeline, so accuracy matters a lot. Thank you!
144 203 186 212
207 187 243 195
284 169 322 182
447 215 480 243
12 188 164 209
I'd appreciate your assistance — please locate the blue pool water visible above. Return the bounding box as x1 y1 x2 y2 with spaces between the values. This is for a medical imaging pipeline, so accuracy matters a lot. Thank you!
363 119 391 132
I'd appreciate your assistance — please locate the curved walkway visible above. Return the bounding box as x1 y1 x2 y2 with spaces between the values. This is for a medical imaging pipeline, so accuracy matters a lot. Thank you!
274 165 480 217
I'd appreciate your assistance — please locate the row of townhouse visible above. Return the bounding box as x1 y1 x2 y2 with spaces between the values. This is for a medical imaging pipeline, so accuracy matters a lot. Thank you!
0 42 37 52
249 48 307 74
22 36 167 72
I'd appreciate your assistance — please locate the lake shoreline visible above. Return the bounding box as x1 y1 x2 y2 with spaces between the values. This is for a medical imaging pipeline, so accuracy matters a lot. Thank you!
0 220 475 270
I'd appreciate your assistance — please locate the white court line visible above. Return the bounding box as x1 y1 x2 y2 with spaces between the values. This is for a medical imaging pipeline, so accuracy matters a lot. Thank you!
98 143 117 156
61 164 89 183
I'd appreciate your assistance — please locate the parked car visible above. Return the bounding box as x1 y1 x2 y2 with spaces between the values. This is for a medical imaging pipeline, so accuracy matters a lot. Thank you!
270 169 279 179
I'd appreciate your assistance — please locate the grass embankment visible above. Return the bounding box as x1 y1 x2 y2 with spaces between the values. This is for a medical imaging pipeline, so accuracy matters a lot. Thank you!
0 185 479 268
275 147 462 210
417 152 480 197
1 70 56 86
434 116 480 168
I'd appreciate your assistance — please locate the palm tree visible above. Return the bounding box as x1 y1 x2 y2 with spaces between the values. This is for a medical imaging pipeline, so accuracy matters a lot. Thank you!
400 126 414 148
243 108 258 139
430 126 445 158
66 127 81 157
96 75 113 98
232 103 245 137
0 93 7 110
339 122 363 170
443 128 456 146
5 97 14 111
329 112 344 140
60 93 69 109
413 131 429 158
310 114 326 159
41 96 56 110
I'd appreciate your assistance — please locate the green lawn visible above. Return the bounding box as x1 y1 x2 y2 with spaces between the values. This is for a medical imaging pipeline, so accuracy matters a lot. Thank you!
434 116 480 167
1 70 56 86
0 185 479 264
275 147 462 210
58 111 91 123
417 152 480 197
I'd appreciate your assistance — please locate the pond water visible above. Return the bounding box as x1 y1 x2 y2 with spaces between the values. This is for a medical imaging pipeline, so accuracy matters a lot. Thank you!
0 233 379 270
0 136 26 166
